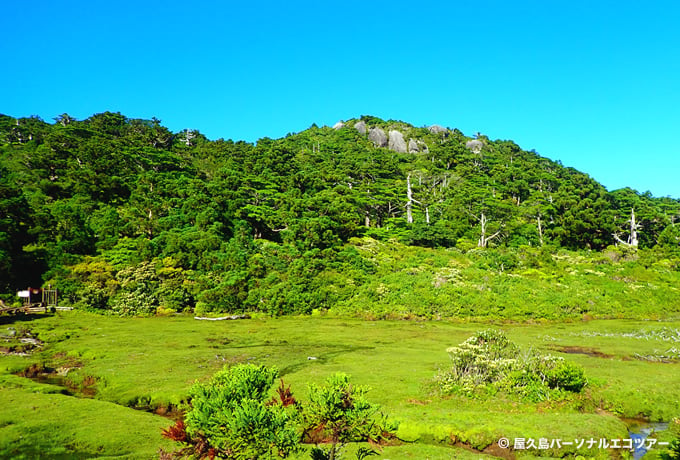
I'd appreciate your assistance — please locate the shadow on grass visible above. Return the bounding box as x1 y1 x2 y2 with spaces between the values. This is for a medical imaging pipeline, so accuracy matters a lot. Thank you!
0 312 53 326
278 345 375 376
0 443 111 460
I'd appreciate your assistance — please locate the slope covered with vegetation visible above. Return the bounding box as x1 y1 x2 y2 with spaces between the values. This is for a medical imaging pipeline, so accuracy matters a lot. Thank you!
2 112 680 319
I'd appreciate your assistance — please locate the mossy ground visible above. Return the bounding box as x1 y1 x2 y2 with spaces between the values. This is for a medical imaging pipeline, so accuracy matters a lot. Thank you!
0 311 678 459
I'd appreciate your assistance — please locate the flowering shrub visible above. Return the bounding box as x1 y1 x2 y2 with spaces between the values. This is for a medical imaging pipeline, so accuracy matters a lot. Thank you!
436 329 587 400
441 329 517 393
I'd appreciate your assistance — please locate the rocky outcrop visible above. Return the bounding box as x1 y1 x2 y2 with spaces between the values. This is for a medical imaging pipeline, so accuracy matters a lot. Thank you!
354 121 367 135
429 124 448 134
408 139 430 153
466 139 484 154
388 130 407 153
332 121 345 130
368 127 387 147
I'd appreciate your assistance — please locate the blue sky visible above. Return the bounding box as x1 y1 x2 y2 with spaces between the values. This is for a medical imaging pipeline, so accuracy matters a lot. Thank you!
2 1 679 197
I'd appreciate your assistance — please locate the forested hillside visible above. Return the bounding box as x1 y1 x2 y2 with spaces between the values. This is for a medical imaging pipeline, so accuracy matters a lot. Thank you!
2 112 680 318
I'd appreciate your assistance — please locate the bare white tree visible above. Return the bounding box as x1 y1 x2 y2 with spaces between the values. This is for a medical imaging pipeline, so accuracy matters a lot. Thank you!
406 174 415 224
476 212 503 248
180 129 197 146
613 208 640 248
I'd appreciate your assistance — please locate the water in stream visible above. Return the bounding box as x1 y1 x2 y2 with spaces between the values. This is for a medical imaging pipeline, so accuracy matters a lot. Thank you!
626 420 669 459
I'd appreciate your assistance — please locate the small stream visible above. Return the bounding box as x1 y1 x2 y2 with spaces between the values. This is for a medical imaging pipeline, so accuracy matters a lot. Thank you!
625 419 669 459
16 365 182 419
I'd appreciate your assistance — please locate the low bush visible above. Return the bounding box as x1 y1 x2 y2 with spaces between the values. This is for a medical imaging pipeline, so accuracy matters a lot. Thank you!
163 364 300 459
660 417 680 460
162 365 395 459
305 373 396 460
435 329 587 401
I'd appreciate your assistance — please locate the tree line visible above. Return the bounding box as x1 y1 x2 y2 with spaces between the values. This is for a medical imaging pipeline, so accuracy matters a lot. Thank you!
1 112 679 315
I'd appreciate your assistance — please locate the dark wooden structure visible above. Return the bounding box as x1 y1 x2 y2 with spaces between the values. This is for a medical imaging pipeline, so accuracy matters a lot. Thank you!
0 285 59 315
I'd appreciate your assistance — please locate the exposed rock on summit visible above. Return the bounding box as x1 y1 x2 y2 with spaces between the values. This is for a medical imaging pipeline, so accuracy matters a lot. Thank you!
388 130 407 153
466 139 484 154
407 139 430 153
354 121 367 135
332 121 345 130
429 124 448 134
368 127 387 147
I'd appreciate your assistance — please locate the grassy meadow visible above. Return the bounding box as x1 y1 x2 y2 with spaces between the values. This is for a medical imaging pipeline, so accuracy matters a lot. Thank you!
1 311 679 459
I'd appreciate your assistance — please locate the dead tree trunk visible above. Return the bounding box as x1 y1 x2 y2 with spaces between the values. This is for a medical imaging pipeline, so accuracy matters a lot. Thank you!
629 208 639 247
406 174 414 224
613 208 639 248
477 212 502 248
181 129 196 146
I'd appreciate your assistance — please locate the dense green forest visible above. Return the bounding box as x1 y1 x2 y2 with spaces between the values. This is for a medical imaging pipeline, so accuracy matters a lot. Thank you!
2 112 680 318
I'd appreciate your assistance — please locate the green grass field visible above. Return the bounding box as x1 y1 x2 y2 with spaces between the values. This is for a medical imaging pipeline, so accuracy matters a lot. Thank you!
1 311 678 459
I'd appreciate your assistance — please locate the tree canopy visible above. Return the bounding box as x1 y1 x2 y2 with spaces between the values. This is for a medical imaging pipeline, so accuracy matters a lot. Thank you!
2 112 679 315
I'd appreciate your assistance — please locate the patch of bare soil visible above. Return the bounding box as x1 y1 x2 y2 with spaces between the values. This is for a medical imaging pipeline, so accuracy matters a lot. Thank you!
130 403 185 420
551 345 613 358
17 362 98 398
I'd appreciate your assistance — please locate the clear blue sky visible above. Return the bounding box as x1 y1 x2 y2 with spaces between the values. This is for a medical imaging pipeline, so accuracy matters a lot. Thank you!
2 1 679 197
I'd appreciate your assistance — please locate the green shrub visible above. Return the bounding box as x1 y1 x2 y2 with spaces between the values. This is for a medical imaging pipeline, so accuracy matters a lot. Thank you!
170 364 301 459
660 418 680 460
305 373 396 460
163 366 394 459
540 357 587 392
505 369 551 402
661 438 680 460
441 329 518 392
111 261 159 315
437 330 587 400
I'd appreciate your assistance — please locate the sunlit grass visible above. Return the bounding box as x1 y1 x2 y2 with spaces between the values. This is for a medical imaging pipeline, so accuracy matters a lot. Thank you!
0 312 678 458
